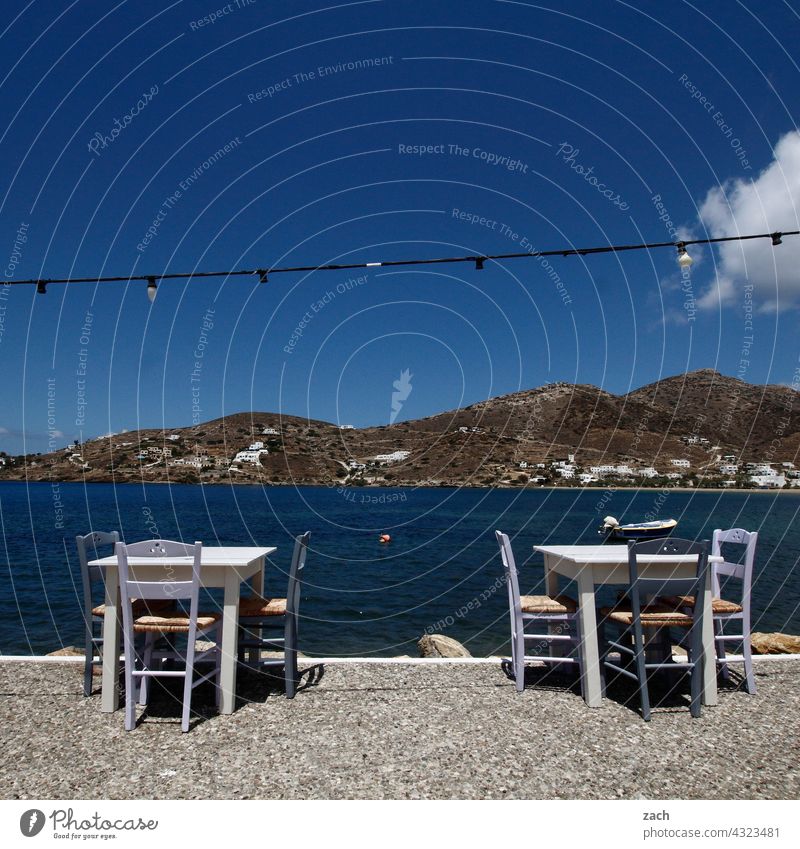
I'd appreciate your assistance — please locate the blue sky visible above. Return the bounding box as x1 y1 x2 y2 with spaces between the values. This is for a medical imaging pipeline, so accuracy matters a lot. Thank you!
1 0 799 454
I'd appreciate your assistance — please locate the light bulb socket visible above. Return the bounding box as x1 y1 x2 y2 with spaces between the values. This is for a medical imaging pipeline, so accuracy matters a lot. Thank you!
475 257 485 270
257 269 268 283
36 281 47 294
676 243 693 269
771 232 783 246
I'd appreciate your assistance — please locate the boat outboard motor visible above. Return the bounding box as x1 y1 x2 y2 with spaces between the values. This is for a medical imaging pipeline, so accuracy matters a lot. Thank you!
601 516 620 531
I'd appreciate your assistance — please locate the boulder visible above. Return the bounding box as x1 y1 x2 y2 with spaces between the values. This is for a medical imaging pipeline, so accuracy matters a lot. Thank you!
417 634 471 658
750 632 800 654
46 646 84 657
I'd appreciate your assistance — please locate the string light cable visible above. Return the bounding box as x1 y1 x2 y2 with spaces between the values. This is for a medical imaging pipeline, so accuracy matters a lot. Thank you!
9 229 797 302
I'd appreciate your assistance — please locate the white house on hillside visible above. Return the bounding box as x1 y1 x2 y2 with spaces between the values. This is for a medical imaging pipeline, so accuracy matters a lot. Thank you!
750 472 785 489
234 449 268 466
374 450 410 463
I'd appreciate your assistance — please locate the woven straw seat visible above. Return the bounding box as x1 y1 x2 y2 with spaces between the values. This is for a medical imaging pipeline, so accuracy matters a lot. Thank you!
600 603 694 628
239 595 287 617
92 599 174 618
520 594 577 614
660 595 743 615
133 612 220 633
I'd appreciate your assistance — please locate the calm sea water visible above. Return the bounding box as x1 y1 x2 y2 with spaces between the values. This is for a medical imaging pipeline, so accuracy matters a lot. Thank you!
1 481 798 657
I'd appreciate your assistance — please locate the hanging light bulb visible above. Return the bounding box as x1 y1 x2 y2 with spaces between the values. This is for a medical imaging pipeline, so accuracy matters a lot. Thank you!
147 277 157 303
677 244 693 270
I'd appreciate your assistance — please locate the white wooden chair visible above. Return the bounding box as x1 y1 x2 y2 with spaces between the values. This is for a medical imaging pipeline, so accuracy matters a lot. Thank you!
237 532 310 698
663 528 758 693
601 538 709 721
75 531 119 697
496 531 583 693
117 539 220 732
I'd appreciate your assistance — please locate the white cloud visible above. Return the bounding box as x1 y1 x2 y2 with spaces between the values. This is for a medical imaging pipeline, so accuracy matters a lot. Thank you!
697 130 800 310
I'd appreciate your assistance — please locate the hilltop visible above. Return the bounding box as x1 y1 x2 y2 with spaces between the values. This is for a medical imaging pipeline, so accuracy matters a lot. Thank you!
2 369 798 488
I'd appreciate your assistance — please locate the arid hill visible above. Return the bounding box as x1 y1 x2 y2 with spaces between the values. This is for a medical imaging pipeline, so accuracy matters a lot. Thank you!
3 369 798 488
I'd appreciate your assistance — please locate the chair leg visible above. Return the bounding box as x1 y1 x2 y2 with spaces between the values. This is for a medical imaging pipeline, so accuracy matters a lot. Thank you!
514 618 525 693
285 616 298 699
574 614 587 700
138 632 155 706
689 661 702 717
632 630 651 721
741 631 757 695
714 619 729 681
84 623 95 697
237 624 246 666
237 621 256 667
122 631 136 732
181 657 194 734
689 628 703 718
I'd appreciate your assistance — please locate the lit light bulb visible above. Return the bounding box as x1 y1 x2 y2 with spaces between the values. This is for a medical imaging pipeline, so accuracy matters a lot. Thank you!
147 278 157 303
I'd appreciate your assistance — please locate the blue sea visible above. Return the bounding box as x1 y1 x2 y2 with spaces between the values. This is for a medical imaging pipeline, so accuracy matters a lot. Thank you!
1 482 798 657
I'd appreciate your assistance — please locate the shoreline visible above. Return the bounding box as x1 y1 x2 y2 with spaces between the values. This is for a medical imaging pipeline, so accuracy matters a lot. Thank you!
2 478 799 495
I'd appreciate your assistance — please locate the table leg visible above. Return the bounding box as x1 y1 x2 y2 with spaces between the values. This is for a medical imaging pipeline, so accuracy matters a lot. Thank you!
576 568 602 707
700 564 719 706
100 564 121 712
219 569 241 714
251 555 265 597
247 556 266 665
543 554 569 661
543 553 558 596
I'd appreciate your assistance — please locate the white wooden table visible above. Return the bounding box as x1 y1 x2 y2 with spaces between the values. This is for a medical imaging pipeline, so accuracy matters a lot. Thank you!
533 544 722 708
89 546 276 715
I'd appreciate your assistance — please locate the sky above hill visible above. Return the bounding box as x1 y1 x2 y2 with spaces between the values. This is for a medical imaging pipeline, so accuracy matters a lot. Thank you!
1 0 799 454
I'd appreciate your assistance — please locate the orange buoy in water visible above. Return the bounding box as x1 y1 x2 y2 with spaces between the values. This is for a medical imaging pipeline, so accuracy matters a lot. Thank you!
379 533 391 543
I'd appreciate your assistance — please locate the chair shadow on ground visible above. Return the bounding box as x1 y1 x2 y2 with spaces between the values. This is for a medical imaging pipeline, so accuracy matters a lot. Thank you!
500 659 583 696
119 663 325 730
235 662 325 707
501 658 756 718
599 663 754 719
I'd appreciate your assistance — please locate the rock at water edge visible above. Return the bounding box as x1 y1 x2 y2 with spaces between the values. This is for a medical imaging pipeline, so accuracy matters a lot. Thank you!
417 634 472 658
750 632 800 654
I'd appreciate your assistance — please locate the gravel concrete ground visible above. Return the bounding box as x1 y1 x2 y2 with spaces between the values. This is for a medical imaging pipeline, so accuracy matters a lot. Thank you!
0 660 797 800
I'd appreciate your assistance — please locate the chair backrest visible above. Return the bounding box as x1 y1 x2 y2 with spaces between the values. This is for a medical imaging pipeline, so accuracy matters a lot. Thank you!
286 532 310 618
75 531 120 619
627 537 709 618
711 528 757 608
495 531 522 616
116 539 202 605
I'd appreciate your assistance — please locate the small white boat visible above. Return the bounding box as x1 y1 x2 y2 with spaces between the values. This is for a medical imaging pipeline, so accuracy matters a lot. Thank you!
599 515 678 541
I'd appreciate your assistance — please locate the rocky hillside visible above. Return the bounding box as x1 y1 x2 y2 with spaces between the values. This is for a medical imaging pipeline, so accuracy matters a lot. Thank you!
2 369 798 488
